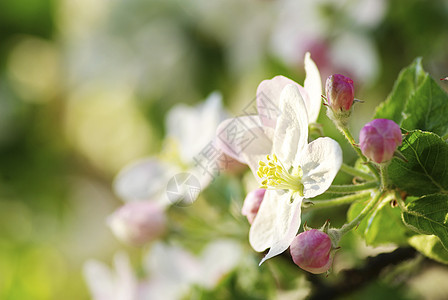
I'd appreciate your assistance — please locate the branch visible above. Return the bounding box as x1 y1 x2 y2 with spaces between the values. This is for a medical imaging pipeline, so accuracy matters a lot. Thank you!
306 247 417 300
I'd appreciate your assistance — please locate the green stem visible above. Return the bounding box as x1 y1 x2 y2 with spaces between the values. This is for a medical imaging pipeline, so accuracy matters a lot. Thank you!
339 191 382 236
341 163 376 181
339 126 380 179
327 181 379 194
379 163 389 191
394 191 407 212
310 192 371 209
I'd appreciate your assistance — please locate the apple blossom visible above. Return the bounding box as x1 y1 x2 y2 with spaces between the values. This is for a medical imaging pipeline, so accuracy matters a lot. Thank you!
290 229 333 274
359 119 402 163
113 92 227 207
107 201 166 246
325 74 355 112
217 82 342 265
256 52 322 128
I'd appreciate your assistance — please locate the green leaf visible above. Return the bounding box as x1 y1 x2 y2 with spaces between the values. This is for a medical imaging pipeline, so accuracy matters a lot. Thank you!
408 235 448 264
401 75 448 137
402 194 448 251
347 197 411 246
374 57 426 123
388 130 448 196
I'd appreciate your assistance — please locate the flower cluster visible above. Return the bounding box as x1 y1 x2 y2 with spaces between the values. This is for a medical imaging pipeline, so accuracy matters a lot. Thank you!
87 52 414 300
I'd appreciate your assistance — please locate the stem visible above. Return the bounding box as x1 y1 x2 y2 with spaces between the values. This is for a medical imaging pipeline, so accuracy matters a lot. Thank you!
394 191 407 211
339 191 382 236
379 163 389 191
341 163 376 181
327 181 379 193
310 192 371 209
339 126 380 179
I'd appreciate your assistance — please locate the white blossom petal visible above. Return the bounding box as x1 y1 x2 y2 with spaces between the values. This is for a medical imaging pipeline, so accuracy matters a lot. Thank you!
83 252 137 300
113 158 179 204
249 190 303 264
303 52 322 123
256 76 306 128
273 84 309 166
166 92 227 164
299 137 342 199
144 242 200 285
216 115 273 174
199 240 242 288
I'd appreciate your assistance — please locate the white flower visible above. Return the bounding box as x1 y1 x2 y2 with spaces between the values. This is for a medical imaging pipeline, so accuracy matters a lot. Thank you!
113 92 227 207
83 252 139 300
217 82 342 264
83 241 242 300
256 52 322 127
142 240 242 297
216 52 322 173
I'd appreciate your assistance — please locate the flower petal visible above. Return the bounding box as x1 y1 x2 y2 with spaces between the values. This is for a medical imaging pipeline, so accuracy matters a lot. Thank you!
199 240 242 288
216 115 273 174
83 252 137 300
256 76 306 128
113 158 179 204
303 52 322 123
299 137 342 199
166 92 227 164
273 84 309 166
249 190 303 264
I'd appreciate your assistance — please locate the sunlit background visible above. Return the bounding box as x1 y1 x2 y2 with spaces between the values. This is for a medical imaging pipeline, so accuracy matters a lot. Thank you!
1 0 448 299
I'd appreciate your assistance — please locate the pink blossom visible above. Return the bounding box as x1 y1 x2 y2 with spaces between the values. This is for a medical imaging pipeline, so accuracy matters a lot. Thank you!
241 189 266 224
108 202 166 246
325 74 354 111
290 229 332 274
359 119 402 163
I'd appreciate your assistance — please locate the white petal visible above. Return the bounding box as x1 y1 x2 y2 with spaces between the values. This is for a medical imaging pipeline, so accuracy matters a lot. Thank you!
303 52 322 123
249 190 303 264
113 158 179 204
273 84 309 166
144 242 200 284
199 240 242 288
216 115 273 174
114 253 138 300
83 252 137 300
166 92 227 163
83 260 115 300
256 76 306 128
299 137 342 199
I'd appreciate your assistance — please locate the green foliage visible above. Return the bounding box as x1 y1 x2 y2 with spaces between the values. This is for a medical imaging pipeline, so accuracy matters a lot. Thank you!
374 57 426 123
401 75 448 137
375 57 448 138
402 194 448 252
388 130 448 196
408 235 448 265
348 197 410 246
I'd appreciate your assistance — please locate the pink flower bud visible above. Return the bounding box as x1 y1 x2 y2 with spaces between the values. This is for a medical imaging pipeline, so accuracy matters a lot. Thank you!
325 74 354 111
108 202 166 246
290 229 332 274
241 189 265 224
359 119 402 163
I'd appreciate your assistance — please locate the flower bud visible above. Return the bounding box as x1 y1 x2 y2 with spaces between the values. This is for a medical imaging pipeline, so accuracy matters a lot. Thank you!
359 119 402 163
108 201 166 246
241 189 265 224
325 74 354 111
290 229 332 274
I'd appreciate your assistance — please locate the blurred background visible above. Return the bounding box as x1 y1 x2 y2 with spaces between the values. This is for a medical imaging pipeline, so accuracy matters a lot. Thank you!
1 0 448 299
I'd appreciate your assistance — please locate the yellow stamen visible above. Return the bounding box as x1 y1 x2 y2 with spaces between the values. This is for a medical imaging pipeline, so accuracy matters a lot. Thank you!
257 153 304 196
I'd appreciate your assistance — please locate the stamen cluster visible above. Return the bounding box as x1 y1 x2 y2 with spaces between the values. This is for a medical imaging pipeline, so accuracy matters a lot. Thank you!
257 154 304 196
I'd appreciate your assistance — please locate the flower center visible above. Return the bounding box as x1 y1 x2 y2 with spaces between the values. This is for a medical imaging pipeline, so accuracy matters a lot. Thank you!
257 154 304 196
